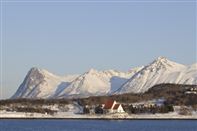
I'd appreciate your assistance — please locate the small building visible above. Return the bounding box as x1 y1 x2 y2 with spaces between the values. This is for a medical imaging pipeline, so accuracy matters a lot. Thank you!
132 98 165 108
103 100 125 113
185 87 197 94
112 104 125 113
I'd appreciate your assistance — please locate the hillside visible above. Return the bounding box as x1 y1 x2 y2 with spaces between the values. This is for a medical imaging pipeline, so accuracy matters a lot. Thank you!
4 84 197 107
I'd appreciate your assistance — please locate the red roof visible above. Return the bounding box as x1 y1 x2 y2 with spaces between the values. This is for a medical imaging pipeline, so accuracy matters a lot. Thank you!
103 100 114 109
113 104 120 110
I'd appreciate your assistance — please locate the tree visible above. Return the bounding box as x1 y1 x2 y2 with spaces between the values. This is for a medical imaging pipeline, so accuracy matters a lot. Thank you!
83 106 90 114
94 105 104 114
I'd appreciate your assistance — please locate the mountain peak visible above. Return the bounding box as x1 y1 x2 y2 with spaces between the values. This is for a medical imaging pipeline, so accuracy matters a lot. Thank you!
147 57 185 71
153 56 169 64
152 57 170 67
87 68 99 74
29 67 50 74
29 67 41 72
27 67 46 81
28 67 59 78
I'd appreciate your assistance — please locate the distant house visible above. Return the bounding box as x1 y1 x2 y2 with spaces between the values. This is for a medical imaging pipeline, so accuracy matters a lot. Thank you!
103 100 125 113
132 98 165 108
185 87 197 94
112 104 125 113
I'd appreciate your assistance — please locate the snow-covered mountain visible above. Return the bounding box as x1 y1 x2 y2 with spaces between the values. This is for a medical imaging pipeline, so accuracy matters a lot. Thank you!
12 67 142 99
12 68 79 99
56 68 142 98
12 57 197 99
114 57 197 94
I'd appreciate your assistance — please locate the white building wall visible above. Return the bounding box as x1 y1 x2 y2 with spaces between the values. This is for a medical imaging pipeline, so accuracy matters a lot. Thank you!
117 105 125 113
111 101 117 109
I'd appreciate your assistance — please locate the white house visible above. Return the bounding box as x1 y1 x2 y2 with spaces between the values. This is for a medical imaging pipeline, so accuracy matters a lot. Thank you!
112 104 125 113
103 100 125 113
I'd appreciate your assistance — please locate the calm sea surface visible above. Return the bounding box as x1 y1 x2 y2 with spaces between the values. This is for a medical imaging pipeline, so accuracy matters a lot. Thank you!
0 119 196 131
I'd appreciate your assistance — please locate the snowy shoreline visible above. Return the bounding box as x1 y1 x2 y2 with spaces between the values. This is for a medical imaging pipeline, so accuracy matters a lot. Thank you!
1 111 197 120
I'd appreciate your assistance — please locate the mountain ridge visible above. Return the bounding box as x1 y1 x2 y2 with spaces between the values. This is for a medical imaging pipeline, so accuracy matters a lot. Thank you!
12 57 197 99
114 57 196 94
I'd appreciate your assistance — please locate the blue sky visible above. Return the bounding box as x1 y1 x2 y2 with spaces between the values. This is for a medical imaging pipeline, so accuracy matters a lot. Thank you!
0 1 196 99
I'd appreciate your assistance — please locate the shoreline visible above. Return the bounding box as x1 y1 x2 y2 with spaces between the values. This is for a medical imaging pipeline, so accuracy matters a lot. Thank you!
1 115 197 120
1 110 197 120
0 117 197 120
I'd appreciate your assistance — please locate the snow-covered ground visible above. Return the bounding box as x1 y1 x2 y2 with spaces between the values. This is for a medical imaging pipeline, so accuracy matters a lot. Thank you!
0 111 197 119
1 105 197 119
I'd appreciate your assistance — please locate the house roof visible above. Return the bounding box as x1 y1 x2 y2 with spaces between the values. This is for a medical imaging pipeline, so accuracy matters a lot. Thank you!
103 100 114 109
113 104 120 110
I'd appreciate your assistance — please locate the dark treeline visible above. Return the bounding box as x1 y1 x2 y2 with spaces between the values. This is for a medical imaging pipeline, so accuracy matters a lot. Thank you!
126 103 174 114
77 84 197 106
0 84 197 107
13 107 57 115
0 98 72 106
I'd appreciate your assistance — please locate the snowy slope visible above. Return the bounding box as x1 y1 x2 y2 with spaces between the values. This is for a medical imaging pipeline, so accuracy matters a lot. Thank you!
11 68 78 99
12 67 142 99
56 68 142 98
114 57 197 94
